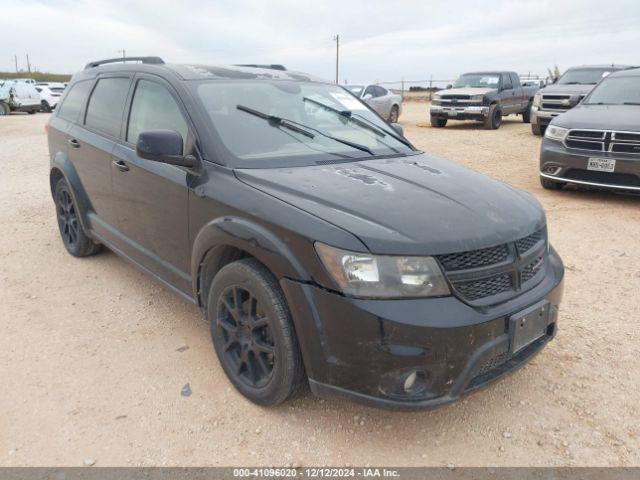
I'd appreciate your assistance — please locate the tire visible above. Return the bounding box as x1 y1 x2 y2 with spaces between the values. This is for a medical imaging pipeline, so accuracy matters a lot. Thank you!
41 100 52 113
540 177 565 190
54 178 102 257
522 101 532 123
484 104 502 129
531 123 542 136
0 102 9 116
28 108 37 115
430 115 447 128
388 105 399 123
208 258 305 406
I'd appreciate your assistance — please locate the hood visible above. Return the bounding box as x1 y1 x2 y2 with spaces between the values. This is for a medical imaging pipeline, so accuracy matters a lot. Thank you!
236 154 545 255
439 87 494 96
552 104 640 131
540 84 595 96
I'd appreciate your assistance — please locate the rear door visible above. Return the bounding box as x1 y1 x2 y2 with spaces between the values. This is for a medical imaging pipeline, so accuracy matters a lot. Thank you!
499 73 517 114
510 73 526 111
109 74 194 293
67 75 132 231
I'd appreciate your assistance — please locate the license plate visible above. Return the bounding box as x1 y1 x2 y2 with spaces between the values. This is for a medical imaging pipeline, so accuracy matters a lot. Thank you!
445 109 457 117
587 157 616 172
509 302 550 354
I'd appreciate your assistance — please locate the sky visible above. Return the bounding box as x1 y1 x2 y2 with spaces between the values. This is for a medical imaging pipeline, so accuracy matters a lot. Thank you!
1 0 639 86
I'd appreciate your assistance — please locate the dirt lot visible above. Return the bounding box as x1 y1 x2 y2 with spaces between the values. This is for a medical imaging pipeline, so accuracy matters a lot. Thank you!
1 102 639 467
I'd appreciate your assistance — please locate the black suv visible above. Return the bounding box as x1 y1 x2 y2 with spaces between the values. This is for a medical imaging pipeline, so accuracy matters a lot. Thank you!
47 57 564 409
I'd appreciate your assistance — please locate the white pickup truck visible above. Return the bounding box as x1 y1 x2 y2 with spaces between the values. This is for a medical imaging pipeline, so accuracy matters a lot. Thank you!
0 80 41 115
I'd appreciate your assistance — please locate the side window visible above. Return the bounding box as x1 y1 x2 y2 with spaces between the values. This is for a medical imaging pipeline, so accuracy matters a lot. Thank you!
85 78 130 137
127 80 189 153
502 74 513 90
374 86 387 97
363 85 376 98
510 73 520 88
58 80 93 122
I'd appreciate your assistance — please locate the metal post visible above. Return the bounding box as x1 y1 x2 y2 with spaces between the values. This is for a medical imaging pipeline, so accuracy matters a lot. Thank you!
14 54 18 73
333 35 339 84
26 54 31 73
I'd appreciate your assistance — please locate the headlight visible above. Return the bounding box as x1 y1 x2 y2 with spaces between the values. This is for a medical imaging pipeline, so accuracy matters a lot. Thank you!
315 243 451 299
471 94 484 102
533 92 542 107
544 125 569 142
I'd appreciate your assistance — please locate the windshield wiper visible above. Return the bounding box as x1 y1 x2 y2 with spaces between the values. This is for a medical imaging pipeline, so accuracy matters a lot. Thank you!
302 96 413 149
237 104 374 156
237 105 315 138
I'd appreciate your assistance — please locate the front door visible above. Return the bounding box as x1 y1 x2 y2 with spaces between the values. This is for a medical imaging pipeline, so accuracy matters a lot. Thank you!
110 75 194 294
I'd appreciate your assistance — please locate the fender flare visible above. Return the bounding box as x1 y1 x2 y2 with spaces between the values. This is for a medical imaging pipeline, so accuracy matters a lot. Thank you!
191 216 311 309
50 153 95 233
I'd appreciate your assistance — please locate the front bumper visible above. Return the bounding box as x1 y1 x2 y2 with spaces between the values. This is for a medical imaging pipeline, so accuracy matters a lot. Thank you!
531 106 563 128
540 138 640 191
281 247 564 410
430 104 489 120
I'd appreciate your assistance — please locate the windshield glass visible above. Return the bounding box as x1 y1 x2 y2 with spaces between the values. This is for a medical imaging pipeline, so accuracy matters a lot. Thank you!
345 85 364 95
453 74 500 89
558 68 614 85
584 76 640 105
196 80 413 166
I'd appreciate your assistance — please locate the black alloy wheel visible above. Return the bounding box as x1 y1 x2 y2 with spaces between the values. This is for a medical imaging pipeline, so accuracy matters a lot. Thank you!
216 284 275 388
56 187 80 249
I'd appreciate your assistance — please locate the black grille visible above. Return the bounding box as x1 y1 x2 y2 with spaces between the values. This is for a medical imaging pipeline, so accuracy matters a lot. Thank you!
516 230 543 254
522 256 544 283
565 139 603 151
438 245 508 271
565 169 640 187
452 274 513 301
475 351 509 377
441 94 471 100
542 102 571 110
612 143 640 154
615 132 640 142
570 130 605 139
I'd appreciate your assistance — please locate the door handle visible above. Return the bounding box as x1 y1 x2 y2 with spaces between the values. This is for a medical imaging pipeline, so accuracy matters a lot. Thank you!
68 138 80 148
112 160 130 172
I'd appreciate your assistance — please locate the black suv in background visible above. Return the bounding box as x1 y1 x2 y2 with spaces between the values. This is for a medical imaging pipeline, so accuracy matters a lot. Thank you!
47 57 564 409
540 68 640 192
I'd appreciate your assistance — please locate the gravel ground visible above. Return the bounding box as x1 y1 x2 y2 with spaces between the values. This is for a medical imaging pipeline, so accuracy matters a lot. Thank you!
0 103 639 467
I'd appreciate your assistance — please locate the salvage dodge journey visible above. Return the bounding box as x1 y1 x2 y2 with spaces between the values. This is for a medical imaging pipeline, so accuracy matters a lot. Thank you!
47 57 564 409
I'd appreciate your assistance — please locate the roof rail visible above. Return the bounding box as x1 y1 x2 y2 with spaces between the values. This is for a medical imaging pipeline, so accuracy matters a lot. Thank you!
84 56 165 69
236 64 287 71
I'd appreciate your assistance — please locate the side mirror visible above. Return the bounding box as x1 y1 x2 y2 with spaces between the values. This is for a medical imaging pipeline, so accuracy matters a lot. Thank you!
136 130 197 168
446 84 453 89
362 93 373 101
390 123 404 137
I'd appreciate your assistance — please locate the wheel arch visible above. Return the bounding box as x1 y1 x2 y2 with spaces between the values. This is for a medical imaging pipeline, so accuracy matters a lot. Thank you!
192 217 311 313
50 154 94 231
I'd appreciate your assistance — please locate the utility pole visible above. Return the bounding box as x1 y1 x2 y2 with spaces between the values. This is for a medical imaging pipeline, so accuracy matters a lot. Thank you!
14 54 18 73
26 54 31 73
118 49 126 62
333 34 339 84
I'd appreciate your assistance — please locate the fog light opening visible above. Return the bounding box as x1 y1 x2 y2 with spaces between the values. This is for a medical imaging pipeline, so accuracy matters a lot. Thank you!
403 370 427 395
543 165 561 176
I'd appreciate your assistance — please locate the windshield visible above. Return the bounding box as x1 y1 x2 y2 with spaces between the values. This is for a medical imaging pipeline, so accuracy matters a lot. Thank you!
558 68 614 85
584 76 640 105
345 85 364 95
453 74 500 89
196 80 414 166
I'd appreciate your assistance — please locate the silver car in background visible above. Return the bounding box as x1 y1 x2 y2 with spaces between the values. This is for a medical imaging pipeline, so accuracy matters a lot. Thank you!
344 84 403 122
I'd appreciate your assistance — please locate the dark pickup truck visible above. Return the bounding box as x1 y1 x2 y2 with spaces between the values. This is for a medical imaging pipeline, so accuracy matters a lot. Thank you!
430 71 540 129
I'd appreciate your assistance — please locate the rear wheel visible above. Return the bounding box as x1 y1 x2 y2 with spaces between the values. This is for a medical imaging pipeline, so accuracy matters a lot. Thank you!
388 105 399 123
208 258 304 406
522 101 532 123
0 102 9 115
430 115 447 128
484 104 502 129
540 177 565 190
54 178 102 257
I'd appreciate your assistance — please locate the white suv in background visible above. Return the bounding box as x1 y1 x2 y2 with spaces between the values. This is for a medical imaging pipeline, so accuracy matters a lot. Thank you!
0 80 41 115
35 83 65 112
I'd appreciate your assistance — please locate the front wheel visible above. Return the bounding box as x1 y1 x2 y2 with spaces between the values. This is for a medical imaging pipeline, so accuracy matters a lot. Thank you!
208 258 305 406
531 123 542 136
0 102 9 115
41 100 52 113
388 105 399 123
484 104 502 129
430 115 447 128
522 101 532 123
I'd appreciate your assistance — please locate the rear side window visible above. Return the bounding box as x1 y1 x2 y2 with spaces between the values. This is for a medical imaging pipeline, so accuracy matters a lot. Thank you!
85 77 131 137
58 80 93 122
127 80 189 152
